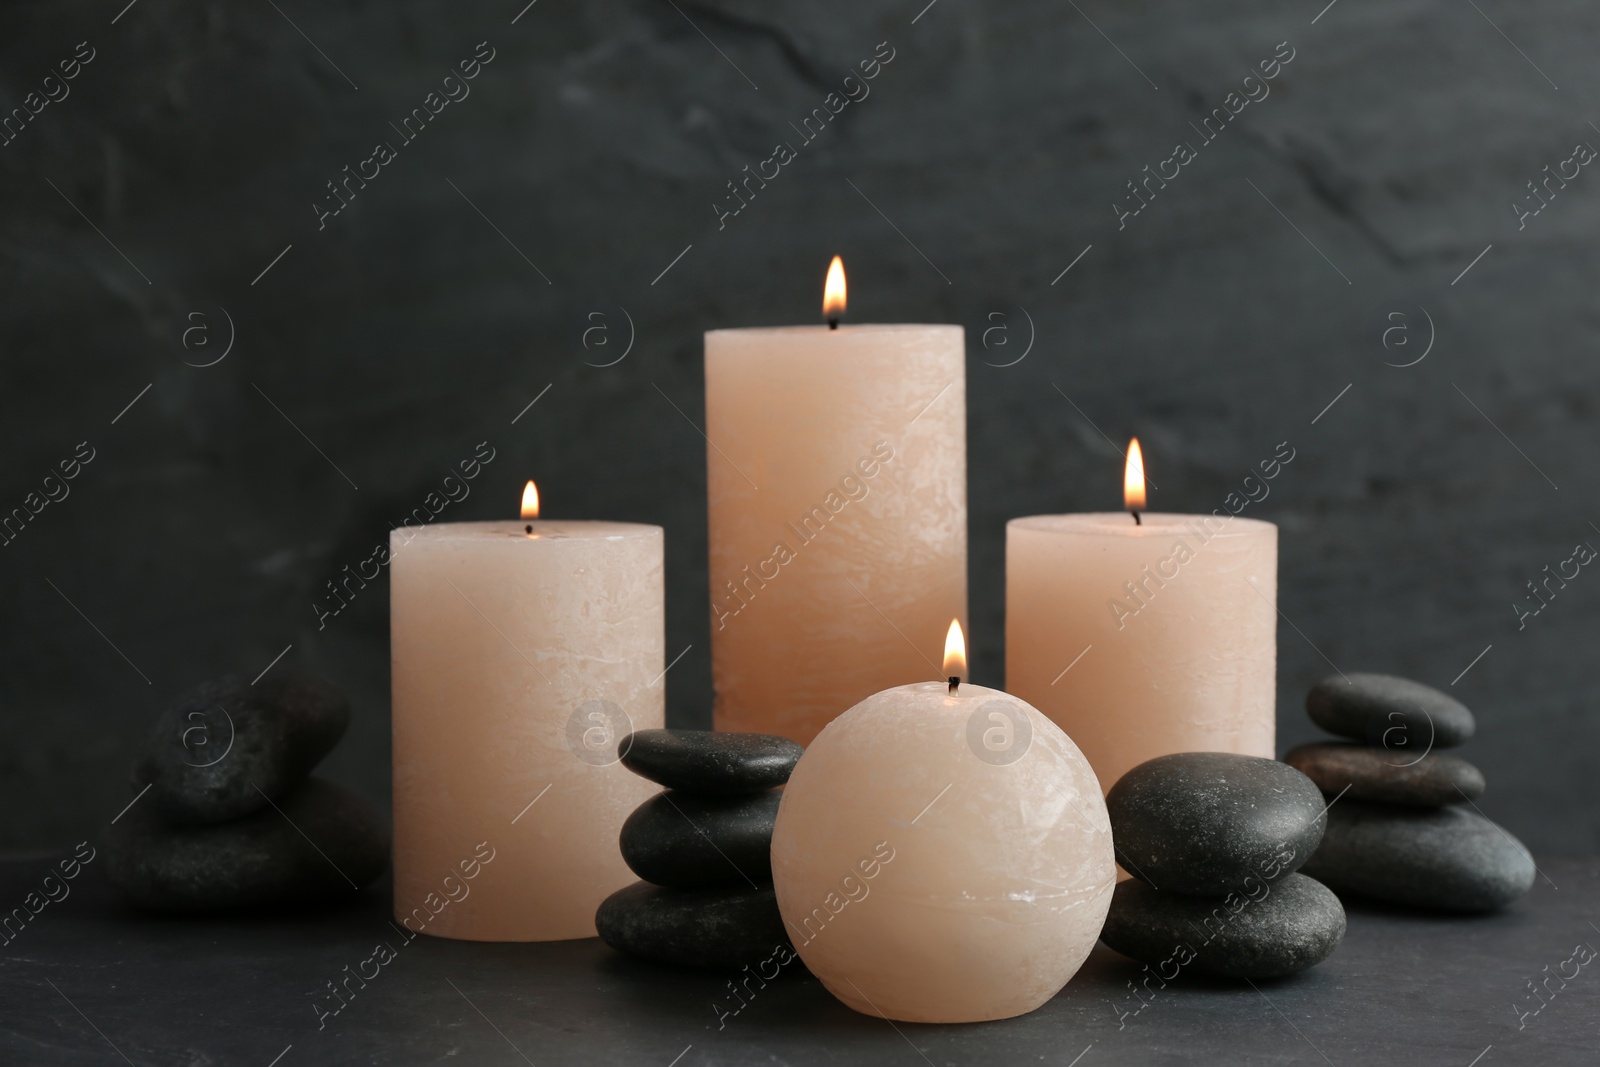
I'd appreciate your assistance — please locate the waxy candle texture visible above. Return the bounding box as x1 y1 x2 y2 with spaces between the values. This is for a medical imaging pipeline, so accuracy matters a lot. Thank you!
705 324 967 745
390 520 663 941
772 681 1114 1023
1006 513 1277 791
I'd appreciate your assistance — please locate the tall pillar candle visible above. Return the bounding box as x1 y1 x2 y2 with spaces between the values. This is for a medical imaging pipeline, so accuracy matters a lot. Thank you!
705 266 966 744
1006 477 1277 791
390 502 663 941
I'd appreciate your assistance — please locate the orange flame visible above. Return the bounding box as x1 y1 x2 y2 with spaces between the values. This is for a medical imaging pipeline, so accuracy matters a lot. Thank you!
1124 438 1146 513
823 256 847 322
521 480 540 520
943 619 966 681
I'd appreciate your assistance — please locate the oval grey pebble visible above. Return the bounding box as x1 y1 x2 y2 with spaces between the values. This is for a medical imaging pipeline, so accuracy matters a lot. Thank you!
1302 800 1534 912
134 674 351 825
596 881 794 970
1306 673 1474 750
620 729 803 795
621 790 779 889
1285 742 1484 807
104 777 388 913
1107 752 1325 897
1100 873 1346 979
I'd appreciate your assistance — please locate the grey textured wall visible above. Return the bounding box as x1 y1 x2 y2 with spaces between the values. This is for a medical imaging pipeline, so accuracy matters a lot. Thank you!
2 0 1596 854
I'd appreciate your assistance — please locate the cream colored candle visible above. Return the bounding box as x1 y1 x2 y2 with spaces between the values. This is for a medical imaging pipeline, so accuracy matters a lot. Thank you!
390 488 663 941
705 261 967 744
771 625 1114 1023
1006 448 1277 791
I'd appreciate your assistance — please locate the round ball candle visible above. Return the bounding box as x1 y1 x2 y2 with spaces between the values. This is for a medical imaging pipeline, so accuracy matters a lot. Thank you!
705 258 967 745
1006 441 1278 793
771 623 1115 1023
390 482 663 941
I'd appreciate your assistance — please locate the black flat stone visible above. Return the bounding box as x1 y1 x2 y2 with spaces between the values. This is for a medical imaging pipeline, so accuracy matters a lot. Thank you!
1302 800 1534 912
1100 873 1346 979
133 674 351 825
595 881 793 969
621 789 779 888
1305 673 1474 750
103 777 389 913
1285 742 1485 807
620 729 803 795
1106 753 1325 896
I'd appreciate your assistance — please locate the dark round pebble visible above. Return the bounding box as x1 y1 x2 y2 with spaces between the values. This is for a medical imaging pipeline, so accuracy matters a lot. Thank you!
1100 873 1346 979
104 777 388 913
134 674 351 825
1285 742 1485 807
621 790 779 888
1306 673 1474 750
620 729 803 795
1302 800 1534 912
1107 752 1325 897
596 881 794 969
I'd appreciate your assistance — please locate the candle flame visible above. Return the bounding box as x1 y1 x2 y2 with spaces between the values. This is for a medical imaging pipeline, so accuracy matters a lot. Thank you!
943 619 966 681
521 480 540 520
823 256 847 322
1124 438 1146 512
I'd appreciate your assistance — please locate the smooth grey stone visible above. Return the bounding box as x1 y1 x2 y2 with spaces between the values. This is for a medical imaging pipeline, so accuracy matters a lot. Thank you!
1107 753 1325 896
1100 873 1346 979
621 790 779 888
104 778 388 913
596 881 793 970
1306 673 1474 750
1285 742 1485 807
134 674 351 825
1302 800 1534 912
620 729 803 795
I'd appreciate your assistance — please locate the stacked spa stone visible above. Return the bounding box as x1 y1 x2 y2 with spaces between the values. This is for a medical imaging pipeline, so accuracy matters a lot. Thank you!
1291 673 1535 912
104 675 389 912
597 729 803 969
1100 753 1346 979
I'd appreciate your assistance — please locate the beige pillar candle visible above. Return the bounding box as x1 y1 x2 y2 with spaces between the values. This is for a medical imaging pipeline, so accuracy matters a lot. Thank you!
1006 442 1278 791
390 483 663 941
705 259 967 745
771 624 1115 1023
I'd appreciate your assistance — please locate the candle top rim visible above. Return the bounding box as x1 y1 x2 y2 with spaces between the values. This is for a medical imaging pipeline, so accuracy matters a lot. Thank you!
705 323 962 340
1008 513 1276 536
844 680 1038 712
881 679 1017 699
388 520 661 543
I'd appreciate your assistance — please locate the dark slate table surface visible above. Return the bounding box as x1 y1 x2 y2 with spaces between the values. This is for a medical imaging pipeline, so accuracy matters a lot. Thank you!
3 855 1597 1066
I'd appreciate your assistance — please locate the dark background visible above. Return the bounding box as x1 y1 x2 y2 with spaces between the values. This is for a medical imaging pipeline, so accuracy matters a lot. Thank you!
2 0 1595 855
